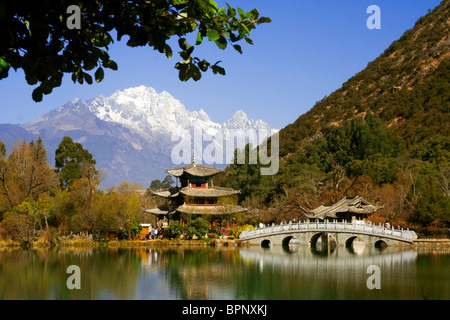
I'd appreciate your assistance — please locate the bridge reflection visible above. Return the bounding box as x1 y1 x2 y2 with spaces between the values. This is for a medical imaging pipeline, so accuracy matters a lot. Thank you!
239 245 418 278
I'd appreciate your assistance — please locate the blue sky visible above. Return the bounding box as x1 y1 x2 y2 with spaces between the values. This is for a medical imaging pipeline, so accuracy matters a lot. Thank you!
0 0 442 130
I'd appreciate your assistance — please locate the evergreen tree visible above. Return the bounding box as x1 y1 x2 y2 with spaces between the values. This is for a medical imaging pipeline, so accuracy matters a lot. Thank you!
55 136 98 189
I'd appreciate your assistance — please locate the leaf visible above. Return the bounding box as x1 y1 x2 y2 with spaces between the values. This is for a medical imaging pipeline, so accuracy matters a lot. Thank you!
83 73 93 85
211 64 225 76
32 87 43 102
198 59 210 72
225 2 236 16
233 44 242 54
175 62 189 81
178 38 192 51
190 63 201 81
196 31 203 45
164 44 173 59
104 60 118 70
250 9 260 20
257 17 272 24
215 36 227 50
95 67 104 82
207 29 220 41
237 7 246 20
25 72 38 85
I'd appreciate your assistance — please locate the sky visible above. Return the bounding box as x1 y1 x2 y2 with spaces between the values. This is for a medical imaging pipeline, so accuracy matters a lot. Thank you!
0 0 443 130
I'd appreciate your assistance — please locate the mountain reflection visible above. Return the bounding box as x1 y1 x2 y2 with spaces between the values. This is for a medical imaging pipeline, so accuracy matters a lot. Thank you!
1 245 448 300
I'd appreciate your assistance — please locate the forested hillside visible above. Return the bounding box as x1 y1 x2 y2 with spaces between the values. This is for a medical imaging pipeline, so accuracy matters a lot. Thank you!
220 0 450 236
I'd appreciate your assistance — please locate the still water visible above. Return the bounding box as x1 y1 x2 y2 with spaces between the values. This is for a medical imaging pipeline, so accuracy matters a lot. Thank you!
0 244 448 300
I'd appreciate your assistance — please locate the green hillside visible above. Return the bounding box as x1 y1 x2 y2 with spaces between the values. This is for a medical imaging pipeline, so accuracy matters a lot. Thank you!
221 0 450 236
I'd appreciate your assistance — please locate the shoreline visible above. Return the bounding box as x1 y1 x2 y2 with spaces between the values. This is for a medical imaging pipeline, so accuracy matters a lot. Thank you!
0 237 241 249
1 238 449 249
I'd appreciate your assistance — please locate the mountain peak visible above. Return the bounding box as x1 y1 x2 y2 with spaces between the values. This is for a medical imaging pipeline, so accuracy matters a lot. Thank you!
11 85 277 186
231 109 248 120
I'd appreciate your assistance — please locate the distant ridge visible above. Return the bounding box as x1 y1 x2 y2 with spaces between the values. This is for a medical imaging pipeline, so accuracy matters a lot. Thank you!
0 86 276 188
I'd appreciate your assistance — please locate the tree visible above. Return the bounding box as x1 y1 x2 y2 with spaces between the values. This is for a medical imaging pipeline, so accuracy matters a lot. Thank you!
183 217 210 240
164 220 183 239
55 136 98 189
0 1 271 101
162 175 175 188
149 179 163 190
149 175 175 190
0 138 58 209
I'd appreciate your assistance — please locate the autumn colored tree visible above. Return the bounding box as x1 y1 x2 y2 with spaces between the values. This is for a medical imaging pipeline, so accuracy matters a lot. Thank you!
0 138 58 210
92 182 143 239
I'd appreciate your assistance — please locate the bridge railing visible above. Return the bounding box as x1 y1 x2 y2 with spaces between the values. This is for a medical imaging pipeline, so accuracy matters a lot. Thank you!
239 220 418 240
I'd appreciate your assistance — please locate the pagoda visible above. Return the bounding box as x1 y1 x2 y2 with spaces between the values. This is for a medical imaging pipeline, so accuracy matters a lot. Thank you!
147 153 246 228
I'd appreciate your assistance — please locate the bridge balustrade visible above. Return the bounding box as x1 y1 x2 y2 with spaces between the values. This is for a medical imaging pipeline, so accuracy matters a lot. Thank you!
240 220 415 241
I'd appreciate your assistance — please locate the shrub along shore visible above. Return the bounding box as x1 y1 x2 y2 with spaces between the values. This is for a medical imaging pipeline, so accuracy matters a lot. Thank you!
0 236 242 249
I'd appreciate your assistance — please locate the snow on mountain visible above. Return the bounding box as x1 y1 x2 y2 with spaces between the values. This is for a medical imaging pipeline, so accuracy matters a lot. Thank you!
13 86 277 187
85 86 222 138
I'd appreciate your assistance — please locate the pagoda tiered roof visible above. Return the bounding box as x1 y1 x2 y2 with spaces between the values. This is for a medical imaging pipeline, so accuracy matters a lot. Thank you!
145 205 177 216
152 187 239 198
177 204 247 215
151 187 180 198
180 187 239 198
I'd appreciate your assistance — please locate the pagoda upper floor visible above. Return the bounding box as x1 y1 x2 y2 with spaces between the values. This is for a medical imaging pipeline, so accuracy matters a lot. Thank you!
165 163 223 189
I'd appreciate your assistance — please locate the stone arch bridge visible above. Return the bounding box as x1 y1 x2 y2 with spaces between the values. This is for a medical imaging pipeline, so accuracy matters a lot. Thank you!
239 221 418 248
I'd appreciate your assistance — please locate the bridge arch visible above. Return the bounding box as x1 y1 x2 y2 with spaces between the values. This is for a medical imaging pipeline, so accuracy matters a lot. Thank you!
261 239 272 248
281 236 300 247
344 236 365 248
374 239 388 248
310 232 337 248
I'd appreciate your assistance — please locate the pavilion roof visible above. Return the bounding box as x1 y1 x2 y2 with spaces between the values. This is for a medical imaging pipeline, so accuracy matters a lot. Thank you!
144 205 177 216
151 187 179 198
176 204 247 215
165 164 222 177
180 187 239 198
305 196 383 220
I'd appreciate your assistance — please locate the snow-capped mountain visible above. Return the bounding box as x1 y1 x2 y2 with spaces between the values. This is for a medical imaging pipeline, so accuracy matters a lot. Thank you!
2 86 276 187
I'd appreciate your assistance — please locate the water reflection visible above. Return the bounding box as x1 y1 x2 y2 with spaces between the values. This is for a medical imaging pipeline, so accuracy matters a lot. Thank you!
0 245 449 300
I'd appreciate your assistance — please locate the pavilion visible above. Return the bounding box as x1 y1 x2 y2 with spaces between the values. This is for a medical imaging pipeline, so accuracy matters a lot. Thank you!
146 153 246 229
304 196 383 222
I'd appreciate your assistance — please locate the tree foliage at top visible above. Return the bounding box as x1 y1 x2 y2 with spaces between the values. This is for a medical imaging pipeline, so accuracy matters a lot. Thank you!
0 0 270 101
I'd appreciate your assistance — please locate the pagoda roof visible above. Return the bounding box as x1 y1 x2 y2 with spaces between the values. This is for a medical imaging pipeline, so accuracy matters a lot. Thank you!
151 186 239 198
165 164 222 177
144 206 177 216
176 204 247 215
180 187 239 198
305 196 383 220
151 187 179 198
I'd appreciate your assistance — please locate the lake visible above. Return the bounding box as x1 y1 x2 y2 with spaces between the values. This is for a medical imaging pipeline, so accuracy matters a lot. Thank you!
0 244 448 300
